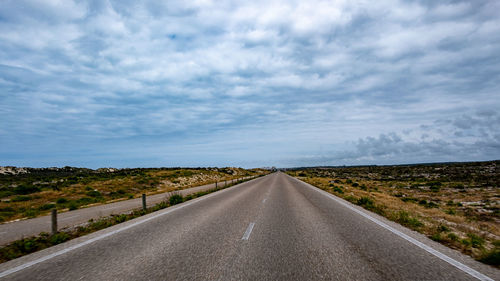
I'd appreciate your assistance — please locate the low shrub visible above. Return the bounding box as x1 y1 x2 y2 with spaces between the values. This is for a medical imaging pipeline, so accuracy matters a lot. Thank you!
447 233 459 241
344 196 357 204
56 198 68 204
23 208 39 218
86 190 102 197
49 232 70 245
437 225 450 232
333 187 344 194
466 233 485 248
418 200 439 208
445 208 456 215
77 197 96 205
396 211 423 229
68 201 78 210
39 204 56 211
357 197 374 206
356 197 385 215
13 185 40 195
0 190 14 198
479 250 500 266
401 197 418 203
169 194 183 205
431 233 444 242
11 195 32 202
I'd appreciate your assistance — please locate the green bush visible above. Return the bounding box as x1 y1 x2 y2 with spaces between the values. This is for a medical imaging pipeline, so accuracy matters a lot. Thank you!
357 197 374 206
14 185 40 195
445 208 456 215
0 190 14 198
401 197 418 203
333 187 344 194
479 250 500 266
68 201 78 210
23 208 39 218
56 198 68 204
437 225 450 232
447 233 459 241
39 204 56 211
356 197 385 215
431 233 443 242
77 197 96 205
11 195 32 202
428 182 441 192
49 232 70 245
0 207 15 222
426 201 439 208
0 207 15 213
418 200 439 208
112 214 128 224
169 194 183 205
466 233 484 248
396 211 423 229
86 190 102 197
430 186 441 192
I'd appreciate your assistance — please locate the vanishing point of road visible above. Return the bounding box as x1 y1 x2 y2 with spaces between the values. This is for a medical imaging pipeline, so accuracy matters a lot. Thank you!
0 172 498 280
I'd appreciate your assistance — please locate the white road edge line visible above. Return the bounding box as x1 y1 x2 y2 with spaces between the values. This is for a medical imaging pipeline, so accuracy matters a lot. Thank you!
0 179 252 279
242 222 255 240
296 177 494 281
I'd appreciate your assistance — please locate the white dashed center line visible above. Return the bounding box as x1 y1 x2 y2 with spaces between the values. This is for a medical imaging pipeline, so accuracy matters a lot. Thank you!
241 222 255 240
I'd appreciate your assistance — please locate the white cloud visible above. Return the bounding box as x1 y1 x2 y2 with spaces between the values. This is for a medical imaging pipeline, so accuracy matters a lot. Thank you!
0 0 499 167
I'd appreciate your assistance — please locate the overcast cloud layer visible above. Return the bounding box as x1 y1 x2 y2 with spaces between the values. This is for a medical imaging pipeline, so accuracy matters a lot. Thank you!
1 0 499 168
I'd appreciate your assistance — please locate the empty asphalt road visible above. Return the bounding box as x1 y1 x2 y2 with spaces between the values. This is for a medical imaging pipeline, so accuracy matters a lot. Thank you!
0 172 498 280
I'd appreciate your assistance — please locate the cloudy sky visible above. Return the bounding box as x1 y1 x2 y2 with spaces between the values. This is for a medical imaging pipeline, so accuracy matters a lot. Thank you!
1 0 499 168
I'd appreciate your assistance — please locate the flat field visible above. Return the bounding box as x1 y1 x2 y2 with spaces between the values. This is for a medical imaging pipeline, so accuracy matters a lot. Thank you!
0 167 265 222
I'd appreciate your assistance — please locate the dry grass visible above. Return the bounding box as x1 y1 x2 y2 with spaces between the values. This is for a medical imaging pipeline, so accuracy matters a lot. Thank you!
0 167 266 222
287 165 499 266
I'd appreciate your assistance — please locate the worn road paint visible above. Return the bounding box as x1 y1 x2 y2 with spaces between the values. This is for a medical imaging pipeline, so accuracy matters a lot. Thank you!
242 222 255 240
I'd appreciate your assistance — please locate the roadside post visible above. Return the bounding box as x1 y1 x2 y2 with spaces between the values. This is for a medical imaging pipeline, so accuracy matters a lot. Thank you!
142 194 146 211
51 209 57 235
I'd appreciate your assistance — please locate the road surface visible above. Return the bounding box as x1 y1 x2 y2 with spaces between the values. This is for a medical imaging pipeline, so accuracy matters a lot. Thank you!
0 172 498 280
0 177 252 245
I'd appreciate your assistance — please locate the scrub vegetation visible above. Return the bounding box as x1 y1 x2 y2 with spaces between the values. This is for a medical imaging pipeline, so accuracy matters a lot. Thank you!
0 175 262 263
0 166 266 222
286 160 499 267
